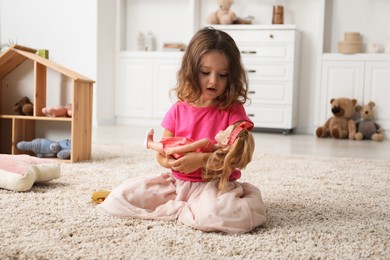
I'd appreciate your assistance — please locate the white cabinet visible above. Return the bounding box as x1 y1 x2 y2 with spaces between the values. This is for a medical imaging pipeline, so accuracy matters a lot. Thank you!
115 52 181 125
153 58 181 119
315 54 390 137
116 56 153 119
215 25 301 133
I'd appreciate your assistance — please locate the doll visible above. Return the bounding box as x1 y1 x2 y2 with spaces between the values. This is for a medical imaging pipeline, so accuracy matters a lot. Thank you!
145 121 255 189
42 104 72 117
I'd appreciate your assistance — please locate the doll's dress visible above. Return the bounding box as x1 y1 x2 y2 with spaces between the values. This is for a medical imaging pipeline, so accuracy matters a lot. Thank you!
161 137 213 159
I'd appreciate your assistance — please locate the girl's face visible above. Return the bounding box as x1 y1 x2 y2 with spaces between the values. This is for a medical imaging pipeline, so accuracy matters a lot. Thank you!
215 124 235 147
197 50 229 107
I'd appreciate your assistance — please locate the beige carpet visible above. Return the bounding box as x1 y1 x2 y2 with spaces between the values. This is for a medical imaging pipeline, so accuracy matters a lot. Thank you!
0 143 389 259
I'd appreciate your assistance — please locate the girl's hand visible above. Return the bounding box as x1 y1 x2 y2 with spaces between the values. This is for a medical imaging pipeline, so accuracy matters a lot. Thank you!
169 152 209 174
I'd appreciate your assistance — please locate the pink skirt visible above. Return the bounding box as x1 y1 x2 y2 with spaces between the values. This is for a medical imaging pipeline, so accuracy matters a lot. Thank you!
99 172 266 234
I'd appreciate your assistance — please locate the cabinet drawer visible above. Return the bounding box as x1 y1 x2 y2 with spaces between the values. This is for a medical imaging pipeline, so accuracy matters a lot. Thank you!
244 62 293 81
239 43 294 61
248 81 293 105
245 105 295 129
223 29 296 43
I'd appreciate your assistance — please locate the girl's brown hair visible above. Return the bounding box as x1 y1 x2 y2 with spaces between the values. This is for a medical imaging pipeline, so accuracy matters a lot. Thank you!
202 128 255 190
174 27 249 109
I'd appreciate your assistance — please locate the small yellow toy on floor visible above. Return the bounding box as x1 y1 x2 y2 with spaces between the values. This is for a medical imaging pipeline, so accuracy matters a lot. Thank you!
91 190 111 204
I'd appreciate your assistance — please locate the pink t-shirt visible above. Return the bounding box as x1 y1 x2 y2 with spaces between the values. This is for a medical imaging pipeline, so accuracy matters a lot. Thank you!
161 101 253 182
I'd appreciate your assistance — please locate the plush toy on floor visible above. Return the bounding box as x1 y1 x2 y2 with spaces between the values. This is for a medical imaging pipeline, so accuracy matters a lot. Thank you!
0 154 60 191
207 0 237 25
316 97 358 139
16 138 71 159
354 101 384 141
42 104 72 117
13 96 33 116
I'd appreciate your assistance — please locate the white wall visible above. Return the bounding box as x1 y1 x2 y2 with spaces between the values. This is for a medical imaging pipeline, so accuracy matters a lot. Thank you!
283 0 325 134
0 0 97 80
0 0 116 127
97 0 116 125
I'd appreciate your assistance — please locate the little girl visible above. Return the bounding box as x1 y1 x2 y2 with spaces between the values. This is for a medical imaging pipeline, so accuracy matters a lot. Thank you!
144 121 255 190
100 27 266 234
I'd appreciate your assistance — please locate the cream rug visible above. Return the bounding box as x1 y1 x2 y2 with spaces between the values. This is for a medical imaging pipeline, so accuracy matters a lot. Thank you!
0 143 389 259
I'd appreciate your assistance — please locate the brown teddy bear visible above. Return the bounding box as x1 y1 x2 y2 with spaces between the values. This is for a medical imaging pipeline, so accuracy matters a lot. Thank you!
207 0 237 25
354 101 384 141
13 96 33 116
316 98 357 139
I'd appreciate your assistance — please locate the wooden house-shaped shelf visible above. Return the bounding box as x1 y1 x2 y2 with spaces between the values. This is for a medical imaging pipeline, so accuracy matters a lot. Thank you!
0 45 94 162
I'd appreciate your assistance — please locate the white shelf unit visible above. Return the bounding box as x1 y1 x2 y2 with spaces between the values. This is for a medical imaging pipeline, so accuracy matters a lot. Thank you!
0 45 94 163
115 0 280 53
116 0 201 52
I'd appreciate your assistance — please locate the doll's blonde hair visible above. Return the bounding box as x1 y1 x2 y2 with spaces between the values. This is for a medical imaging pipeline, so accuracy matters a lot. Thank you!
202 128 255 190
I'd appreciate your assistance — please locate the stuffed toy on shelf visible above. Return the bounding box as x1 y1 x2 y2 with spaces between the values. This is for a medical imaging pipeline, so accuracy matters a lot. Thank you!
13 96 33 116
16 138 71 159
354 101 384 141
42 104 72 117
207 0 237 25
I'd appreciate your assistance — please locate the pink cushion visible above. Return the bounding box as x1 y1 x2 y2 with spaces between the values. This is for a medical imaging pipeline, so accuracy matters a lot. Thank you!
0 154 60 191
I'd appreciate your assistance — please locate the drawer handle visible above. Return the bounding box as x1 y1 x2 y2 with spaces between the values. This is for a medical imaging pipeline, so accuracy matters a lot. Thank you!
269 34 274 39
247 113 255 117
241 50 257 54
248 90 256 94
247 69 256 73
